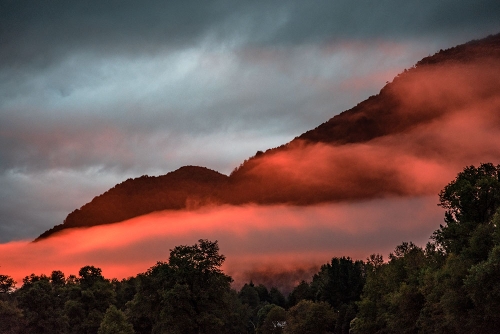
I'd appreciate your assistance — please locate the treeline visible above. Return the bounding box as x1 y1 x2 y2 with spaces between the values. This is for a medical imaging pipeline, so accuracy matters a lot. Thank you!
351 163 500 334
2 163 500 333
0 239 362 334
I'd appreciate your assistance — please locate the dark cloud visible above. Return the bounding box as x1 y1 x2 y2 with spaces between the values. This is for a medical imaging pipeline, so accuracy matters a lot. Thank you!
2 1 499 68
0 41 420 174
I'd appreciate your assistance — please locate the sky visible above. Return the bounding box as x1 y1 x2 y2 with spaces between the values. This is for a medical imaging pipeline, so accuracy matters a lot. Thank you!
1 1 500 284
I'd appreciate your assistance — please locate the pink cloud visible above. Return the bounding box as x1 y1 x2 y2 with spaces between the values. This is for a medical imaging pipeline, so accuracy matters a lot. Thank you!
0 196 443 287
228 59 500 204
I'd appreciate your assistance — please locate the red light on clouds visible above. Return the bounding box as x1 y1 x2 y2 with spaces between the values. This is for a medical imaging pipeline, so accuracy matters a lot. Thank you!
0 197 443 286
229 60 500 205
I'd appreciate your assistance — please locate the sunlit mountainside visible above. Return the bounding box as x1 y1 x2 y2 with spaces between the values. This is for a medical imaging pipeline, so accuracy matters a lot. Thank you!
37 33 500 241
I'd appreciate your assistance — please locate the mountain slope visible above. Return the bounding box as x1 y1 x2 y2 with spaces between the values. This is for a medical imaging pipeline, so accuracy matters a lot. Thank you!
226 33 500 203
296 34 500 145
35 166 228 241
36 33 500 240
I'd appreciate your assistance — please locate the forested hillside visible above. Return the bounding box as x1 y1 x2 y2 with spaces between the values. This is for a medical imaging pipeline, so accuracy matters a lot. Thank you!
4 163 500 333
295 33 500 145
36 33 500 240
35 166 228 241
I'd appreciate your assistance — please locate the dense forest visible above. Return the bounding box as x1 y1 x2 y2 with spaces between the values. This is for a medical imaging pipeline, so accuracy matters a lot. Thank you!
3 163 500 333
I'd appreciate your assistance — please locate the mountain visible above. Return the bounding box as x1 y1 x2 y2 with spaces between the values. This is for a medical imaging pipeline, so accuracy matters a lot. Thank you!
297 34 500 145
35 166 228 241
36 33 500 241
225 33 500 203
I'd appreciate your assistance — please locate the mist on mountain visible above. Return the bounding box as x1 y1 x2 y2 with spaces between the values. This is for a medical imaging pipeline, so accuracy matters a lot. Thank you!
36 33 500 240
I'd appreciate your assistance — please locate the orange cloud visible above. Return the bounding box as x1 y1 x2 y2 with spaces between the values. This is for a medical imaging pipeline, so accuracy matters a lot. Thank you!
228 59 500 204
0 197 442 287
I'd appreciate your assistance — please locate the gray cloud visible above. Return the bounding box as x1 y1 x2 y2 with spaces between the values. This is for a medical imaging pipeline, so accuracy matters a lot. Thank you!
0 41 426 174
2 0 499 68
0 168 129 242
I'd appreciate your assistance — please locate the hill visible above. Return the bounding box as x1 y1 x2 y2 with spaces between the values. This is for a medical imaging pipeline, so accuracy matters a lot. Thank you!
36 33 500 240
35 166 228 241
298 34 500 145
225 33 500 203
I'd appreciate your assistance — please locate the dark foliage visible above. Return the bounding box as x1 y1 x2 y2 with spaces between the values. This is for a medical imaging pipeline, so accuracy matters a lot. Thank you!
433 163 500 256
353 164 500 334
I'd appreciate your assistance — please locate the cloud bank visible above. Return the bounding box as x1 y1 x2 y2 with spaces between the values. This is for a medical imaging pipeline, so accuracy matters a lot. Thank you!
0 197 443 289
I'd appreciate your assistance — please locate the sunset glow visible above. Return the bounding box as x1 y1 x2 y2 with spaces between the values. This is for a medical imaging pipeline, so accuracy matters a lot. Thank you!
1 197 442 287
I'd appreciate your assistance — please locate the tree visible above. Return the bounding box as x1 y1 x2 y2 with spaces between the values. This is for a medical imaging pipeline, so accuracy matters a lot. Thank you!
464 245 500 332
0 274 16 294
255 284 270 304
161 240 233 333
288 280 314 307
434 163 500 255
78 266 106 288
353 243 428 334
65 266 116 334
309 256 364 333
0 300 26 334
311 257 365 309
17 274 69 334
269 287 286 308
128 239 235 334
239 282 260 309
112 277 137 312
365 254 383 271
257 304 286 334
98 305 134 334
168 239 226 274
285 300 336 334
51 270 66 287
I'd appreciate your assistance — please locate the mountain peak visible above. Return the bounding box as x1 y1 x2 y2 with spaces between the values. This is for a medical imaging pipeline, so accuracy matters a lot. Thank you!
296 33 500 146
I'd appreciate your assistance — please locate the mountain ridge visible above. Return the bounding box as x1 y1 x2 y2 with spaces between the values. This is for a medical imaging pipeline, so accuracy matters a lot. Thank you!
35 33 500 241
35 166 228 241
